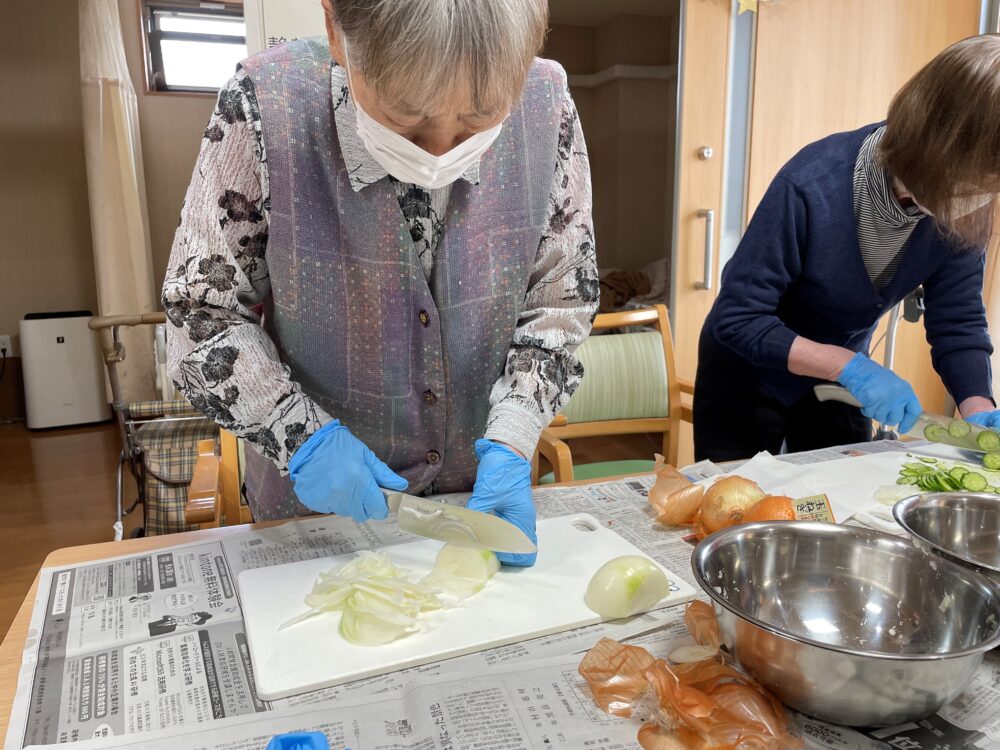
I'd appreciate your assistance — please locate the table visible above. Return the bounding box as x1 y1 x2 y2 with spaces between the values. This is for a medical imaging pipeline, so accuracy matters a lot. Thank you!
0 472 651 742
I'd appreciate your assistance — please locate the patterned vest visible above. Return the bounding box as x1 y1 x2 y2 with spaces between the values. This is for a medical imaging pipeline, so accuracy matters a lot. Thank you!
240 39 564 519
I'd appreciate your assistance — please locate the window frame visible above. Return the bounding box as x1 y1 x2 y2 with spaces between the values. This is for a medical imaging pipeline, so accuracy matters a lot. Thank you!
139 1 246 96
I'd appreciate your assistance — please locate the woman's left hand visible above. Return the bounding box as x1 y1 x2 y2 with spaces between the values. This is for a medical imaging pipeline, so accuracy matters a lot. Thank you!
966 410 1000 430
467 439 537 567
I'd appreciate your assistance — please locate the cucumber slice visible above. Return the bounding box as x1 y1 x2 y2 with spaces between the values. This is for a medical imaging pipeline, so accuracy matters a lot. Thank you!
977 430 1000 452
924 424 948 442
918 456 939 464
950 466 969 481
896 476 918 485
962 472 988 492
948 419 972 438
984 453 1000 471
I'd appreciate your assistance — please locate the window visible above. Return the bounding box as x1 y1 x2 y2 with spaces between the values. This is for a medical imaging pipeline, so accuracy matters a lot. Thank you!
142 2 247 94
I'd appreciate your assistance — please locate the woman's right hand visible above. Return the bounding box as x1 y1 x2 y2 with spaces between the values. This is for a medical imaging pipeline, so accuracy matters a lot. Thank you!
836 352 923 433
288 421 408 521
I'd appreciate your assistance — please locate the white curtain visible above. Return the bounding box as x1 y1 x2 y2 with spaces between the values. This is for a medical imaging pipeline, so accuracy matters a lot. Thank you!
80 0 158 401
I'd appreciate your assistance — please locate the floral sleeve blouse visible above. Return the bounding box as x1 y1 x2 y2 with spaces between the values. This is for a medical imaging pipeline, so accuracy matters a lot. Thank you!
162 63 598 472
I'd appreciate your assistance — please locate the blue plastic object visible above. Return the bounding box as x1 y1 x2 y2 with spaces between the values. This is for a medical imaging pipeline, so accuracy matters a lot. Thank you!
265 732 336 750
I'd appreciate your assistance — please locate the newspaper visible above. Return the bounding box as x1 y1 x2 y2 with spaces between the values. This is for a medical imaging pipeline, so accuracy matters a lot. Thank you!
4 480 684 749
20 605 1000 750
8 442 1000 749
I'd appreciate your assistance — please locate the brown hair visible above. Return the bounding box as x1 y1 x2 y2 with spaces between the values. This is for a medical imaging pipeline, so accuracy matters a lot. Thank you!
880 34 1000 248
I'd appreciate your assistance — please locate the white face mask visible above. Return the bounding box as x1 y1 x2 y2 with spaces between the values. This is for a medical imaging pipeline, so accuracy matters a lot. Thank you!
342 44 504 190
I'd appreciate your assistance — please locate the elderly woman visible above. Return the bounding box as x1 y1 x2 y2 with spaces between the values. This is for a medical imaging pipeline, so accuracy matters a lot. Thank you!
694 35 1000 461
163 0 598 566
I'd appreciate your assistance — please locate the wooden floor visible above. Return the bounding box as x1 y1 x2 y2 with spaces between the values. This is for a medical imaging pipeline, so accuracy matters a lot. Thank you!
0 421 662 639
0 421 140 638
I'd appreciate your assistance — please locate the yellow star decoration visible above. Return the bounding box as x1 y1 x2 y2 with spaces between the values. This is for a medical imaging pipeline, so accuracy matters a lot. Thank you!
737 0 758 14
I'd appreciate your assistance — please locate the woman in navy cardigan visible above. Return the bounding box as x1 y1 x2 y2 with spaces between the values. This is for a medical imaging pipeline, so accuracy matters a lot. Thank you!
695 35 1000 461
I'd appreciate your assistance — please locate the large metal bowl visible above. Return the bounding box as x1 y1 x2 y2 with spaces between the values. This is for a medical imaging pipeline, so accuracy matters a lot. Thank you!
893 492 1000 584
691 521 1000 727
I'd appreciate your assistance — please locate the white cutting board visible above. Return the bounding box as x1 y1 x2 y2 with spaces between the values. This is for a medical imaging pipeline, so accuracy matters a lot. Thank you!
239 513 697 700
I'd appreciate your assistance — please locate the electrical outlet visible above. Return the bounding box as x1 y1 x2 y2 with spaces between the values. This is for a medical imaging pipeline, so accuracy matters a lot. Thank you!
0 335 10 355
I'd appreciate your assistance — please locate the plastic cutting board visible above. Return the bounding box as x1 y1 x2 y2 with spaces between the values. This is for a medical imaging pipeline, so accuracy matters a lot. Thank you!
238 513 697 699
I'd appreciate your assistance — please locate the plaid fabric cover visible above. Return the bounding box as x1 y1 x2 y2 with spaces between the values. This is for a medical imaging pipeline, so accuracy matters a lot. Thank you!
134 417 218 535
127 399 201 419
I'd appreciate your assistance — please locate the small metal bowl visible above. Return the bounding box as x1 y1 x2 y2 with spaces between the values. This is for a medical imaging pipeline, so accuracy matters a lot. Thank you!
692 521 1000 727
893 492 1000 584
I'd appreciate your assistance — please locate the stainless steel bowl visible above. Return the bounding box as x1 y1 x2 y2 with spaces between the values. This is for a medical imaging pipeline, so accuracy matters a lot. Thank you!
691 521 1000 727
893 492 1000 584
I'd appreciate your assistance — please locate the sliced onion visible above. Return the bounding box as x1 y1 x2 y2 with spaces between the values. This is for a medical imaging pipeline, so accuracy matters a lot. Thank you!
585 555 670 618
279 549 441 641
421 544 500 600
340 606 413 645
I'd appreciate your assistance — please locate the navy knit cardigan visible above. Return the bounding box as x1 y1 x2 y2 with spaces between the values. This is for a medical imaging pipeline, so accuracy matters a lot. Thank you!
702 122 993 406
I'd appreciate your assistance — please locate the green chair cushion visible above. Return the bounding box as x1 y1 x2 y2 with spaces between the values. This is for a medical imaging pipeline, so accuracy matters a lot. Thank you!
560 330 668 423
538 459 657 484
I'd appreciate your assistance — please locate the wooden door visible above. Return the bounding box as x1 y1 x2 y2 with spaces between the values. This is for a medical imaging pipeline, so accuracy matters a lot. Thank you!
747 0 982 413
671 0 733 464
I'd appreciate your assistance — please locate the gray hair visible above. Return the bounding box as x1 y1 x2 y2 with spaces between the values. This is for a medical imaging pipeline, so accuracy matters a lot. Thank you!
329 0 548 116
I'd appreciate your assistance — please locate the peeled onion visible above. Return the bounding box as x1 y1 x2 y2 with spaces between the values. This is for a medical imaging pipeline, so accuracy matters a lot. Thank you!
585 555 670 618
698 476 766 534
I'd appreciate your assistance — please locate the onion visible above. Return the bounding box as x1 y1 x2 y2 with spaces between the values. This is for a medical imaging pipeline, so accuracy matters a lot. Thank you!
422 544 500 600
279 550 442 645
647 456 705 525
585 555 670 618
698 476 766 534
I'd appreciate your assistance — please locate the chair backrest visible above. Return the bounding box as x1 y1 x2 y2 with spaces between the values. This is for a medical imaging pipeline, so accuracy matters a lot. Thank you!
559 305 679 426
560 330 668 422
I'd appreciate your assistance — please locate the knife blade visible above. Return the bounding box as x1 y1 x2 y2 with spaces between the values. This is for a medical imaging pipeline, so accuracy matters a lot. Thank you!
813 384 993 452
382 491 537 554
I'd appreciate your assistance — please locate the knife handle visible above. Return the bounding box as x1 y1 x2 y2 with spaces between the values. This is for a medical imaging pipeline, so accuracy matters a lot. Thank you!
813 384 862 408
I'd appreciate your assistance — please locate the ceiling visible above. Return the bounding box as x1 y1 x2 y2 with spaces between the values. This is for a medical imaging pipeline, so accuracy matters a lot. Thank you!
548 0 681 27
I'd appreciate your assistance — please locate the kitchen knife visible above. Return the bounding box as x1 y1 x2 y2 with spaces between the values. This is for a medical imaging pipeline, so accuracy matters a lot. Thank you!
383 491 537 554
813 384 997 453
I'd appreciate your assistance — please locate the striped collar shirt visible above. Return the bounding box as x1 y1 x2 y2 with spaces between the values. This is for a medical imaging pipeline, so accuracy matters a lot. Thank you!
852 125 925 290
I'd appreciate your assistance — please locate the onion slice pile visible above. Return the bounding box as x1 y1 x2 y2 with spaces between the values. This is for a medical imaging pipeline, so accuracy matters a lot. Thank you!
280 545 501 645
279 550 443 645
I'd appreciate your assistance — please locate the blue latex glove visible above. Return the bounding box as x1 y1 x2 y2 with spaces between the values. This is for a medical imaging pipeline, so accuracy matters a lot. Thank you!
466 439 537 567
837 352 923 433
966 410 1000 430
288 420 407 522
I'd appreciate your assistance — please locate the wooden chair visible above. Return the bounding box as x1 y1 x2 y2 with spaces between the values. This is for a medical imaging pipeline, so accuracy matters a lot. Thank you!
533 304 684 484
184 430 253 528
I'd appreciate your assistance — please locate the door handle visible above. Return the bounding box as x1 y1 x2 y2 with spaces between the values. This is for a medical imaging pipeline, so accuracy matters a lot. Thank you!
695 208 715 290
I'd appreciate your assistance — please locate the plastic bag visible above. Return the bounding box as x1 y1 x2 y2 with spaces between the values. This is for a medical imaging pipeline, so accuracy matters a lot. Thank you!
578 603 801 749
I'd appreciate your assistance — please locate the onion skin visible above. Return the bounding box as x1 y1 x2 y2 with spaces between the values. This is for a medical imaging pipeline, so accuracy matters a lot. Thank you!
742 495 796 523
697 476 766 535
648 456 705 525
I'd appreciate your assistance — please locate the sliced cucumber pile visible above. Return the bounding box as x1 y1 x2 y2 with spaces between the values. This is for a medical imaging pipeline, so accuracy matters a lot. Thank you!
898 455 1000 493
